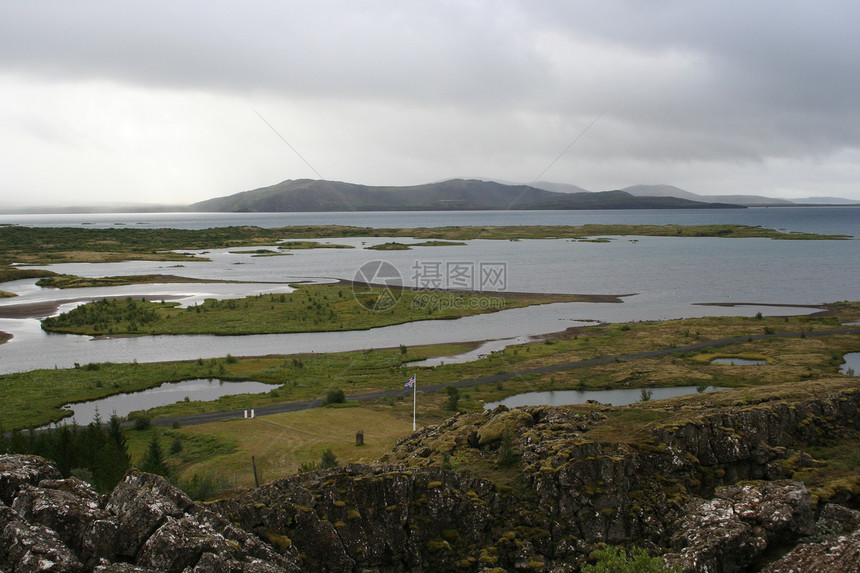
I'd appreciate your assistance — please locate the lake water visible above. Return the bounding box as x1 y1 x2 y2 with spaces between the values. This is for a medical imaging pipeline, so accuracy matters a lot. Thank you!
710 358 766 366
49 378 275 425
0 208 858 374
2 206 858 236
483 385 726 409
404 336 536 367
842 353 860 375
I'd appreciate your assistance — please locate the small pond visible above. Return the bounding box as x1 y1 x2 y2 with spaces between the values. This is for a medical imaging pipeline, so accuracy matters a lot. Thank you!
54 378 276 425
484 385 726 410
710 358 766 366
841 353 860 375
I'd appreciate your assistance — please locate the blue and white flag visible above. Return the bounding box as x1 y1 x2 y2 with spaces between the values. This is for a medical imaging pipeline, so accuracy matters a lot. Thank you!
404 376 415 389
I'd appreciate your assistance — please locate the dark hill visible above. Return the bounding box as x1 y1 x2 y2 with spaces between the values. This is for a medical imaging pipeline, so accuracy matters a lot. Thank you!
189 179 743 212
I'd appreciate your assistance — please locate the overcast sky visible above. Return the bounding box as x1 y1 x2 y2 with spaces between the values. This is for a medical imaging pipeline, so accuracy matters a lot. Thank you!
2 1 859 207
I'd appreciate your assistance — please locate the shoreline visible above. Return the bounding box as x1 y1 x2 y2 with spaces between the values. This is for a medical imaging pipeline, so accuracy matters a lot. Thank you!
0 294 189 319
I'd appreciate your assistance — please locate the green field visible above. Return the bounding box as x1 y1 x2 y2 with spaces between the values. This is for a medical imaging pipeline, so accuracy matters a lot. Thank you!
40 282 609 336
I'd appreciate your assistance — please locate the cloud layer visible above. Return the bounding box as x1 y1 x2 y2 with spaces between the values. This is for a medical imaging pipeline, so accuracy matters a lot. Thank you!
2 1 859 206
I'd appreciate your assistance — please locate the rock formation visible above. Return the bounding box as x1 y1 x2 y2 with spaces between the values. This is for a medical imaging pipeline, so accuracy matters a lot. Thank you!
2 380 860 571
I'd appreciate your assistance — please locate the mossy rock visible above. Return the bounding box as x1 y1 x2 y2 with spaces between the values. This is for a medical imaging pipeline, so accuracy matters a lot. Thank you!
478 410 534 446
259 528 292 551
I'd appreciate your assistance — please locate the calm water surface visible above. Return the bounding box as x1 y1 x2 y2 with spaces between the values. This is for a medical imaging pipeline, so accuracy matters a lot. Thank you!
2 206 858 236
484 385 727 409
51 378 275 425
710 358 766 366
842 353 860 375
0 209 857 374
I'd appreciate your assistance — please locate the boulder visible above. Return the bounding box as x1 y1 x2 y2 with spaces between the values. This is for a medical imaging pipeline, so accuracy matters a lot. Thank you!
12 477 107 561
762 528 860 572
0 457 301 572
0 453 61 505
0 502 85 572
105 470 194 559
665 481 814 573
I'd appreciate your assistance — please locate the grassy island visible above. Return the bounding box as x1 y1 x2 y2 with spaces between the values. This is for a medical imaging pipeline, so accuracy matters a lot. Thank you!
35 274 238 289
40 282 613 336
277 241 354 250
0 223 849 267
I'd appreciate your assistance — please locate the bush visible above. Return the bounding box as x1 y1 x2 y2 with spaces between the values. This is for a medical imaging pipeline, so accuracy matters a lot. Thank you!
324 389 346 405
180 473 228 501
298 461 319 473
497 429 519 467
319 448 338 469
445 385 460 411
582 546 680 573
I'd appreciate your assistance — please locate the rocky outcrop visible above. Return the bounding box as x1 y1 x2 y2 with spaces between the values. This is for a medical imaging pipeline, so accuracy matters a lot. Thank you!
757 503 860 572
762 529 860 572
0 455 300 572
664 481 814 572
380 384 860 569
212 463 510 571
2 383 860 571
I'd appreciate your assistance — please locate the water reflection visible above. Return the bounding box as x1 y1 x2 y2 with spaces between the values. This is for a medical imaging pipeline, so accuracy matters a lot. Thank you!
483 385 726 409
710 358 766 366
841 353 859 375
52 378 275 425
404 336 535 367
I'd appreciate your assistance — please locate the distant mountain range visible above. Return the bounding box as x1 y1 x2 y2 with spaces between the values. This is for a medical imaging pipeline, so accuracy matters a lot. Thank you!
533 182 860 207
2 179 857 214
189 179 743 212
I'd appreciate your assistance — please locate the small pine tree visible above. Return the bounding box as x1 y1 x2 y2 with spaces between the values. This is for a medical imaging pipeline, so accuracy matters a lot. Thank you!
497 429 519 467
139 434 171 478
319 448 338 469
445 385 460 411
441 452 453 471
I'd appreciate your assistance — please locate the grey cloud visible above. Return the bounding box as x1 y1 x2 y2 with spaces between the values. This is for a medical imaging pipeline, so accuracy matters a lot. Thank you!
1 0 858 203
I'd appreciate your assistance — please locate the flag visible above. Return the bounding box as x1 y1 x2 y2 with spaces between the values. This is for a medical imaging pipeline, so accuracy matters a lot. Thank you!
404 376 415 389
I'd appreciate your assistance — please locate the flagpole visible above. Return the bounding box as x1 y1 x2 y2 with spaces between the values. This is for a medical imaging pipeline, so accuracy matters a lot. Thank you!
412 374 416 432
